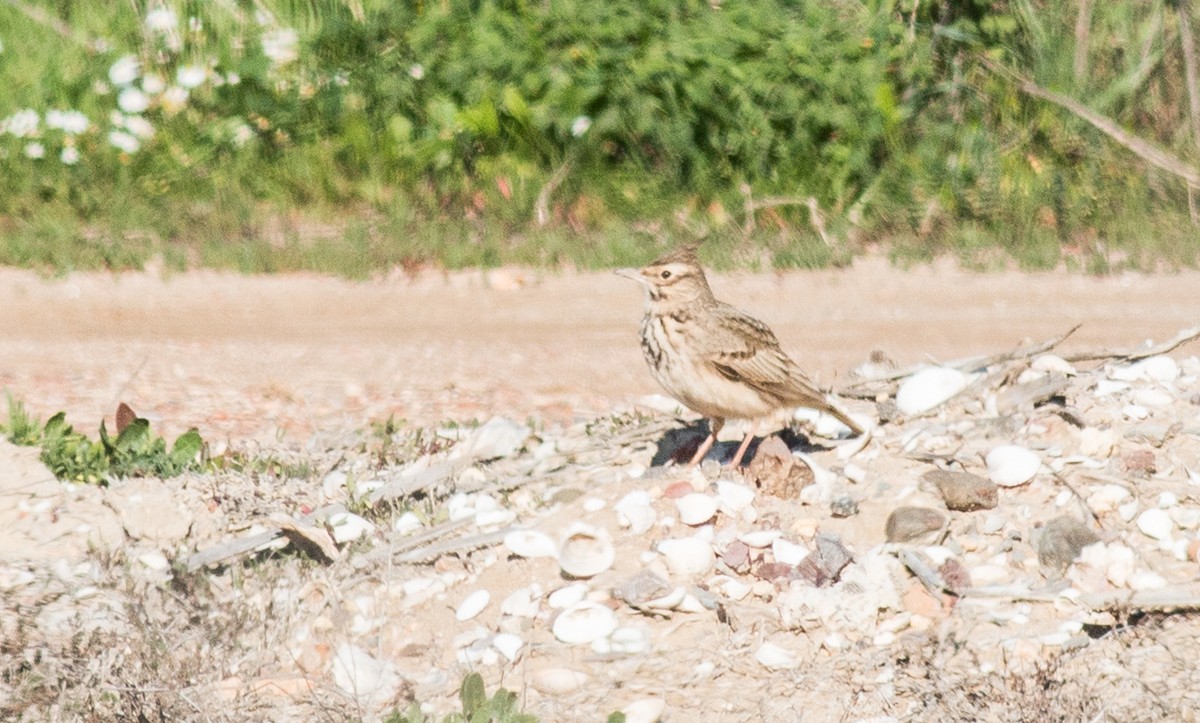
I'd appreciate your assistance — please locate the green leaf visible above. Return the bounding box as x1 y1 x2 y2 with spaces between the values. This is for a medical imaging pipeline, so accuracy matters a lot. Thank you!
501 85 531 124
114 418 150 452
459 672 486 716
170 429 204 466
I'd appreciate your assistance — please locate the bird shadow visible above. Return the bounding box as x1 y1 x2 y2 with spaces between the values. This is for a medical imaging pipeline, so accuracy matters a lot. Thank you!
649 420 834 468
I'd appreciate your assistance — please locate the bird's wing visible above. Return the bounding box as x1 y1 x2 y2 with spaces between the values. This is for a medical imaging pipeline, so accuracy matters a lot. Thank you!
697 303 863 433
697 304 817 397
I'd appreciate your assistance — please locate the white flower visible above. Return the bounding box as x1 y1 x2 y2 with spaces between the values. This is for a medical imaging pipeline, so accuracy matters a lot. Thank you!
108 130 140 153
232 123 254 147
109 55 140 86
143 74 166 95
225 71 241 85
46 109 90 134
570 115 592 137
145 7 178 33
161 86 189 113
60 146 80 165
3 109 40 137
118 87 150 113
177 65 206 89
261 28 298 66
188 16 202 33
124 115 155 139
24 142 45 159
409 64 425 80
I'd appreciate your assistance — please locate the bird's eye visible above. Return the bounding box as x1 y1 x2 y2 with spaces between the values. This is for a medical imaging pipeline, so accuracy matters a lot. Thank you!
660 270 672 280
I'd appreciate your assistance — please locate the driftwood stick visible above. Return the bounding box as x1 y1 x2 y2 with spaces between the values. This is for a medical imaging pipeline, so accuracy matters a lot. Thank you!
1062 326 1200 363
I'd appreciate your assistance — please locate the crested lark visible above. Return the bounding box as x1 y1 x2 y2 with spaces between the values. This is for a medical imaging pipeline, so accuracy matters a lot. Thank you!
617 245 863 467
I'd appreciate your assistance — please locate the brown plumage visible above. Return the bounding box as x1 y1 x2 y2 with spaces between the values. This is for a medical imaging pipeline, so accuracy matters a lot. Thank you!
617 245 863 467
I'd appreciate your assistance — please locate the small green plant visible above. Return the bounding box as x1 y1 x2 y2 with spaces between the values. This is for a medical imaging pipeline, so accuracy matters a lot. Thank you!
3 397 204 484
385 673 537 723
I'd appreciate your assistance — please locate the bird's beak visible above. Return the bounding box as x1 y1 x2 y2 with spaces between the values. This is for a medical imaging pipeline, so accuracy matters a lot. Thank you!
614 267 644 283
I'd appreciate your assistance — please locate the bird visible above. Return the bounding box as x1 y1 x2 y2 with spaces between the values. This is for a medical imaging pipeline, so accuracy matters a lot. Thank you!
617 244 864 468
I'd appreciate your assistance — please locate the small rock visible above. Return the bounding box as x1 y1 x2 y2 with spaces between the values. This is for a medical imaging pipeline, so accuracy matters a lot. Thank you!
754 641 800 670
830 495 859 518
1122 449 1156 478
744 436 813 498
621 698 666 723
923 469 999 512
885 507 947 543
1124 423 1176 448
1037 517 1099 575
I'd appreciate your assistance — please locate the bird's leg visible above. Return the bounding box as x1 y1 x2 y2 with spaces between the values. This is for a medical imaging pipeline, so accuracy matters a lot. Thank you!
728 421 759 468
688 417 724 466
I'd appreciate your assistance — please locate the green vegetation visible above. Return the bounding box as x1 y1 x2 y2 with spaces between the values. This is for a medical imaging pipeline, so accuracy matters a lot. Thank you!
0 0 1197 273
2 396 204 483
386 672 537 723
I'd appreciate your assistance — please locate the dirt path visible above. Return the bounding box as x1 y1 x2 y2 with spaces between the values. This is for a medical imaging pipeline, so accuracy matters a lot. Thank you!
2 256 1198 441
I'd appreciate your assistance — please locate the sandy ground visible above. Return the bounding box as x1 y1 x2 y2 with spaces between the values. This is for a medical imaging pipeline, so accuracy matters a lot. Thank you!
2 256 1197 442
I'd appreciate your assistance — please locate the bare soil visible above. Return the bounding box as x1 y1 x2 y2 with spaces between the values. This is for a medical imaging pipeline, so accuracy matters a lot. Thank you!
2 256 1197 440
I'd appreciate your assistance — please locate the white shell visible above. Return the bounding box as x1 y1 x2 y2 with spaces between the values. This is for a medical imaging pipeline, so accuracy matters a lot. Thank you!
547 582 589 609
592 625 653 655
621 698 667 723
558 524 615 578
642 586 687 611
1136 508 1174 541
1031 354 1076 375
1093 379 1130 397
1129 570 1168 591
327 512 375 543
739 530 782 548
614 491 657 534
491 633 524 662
985 445 1041 486
657 537 715 577
500 587 540 618
552 601 617 644
771 538 810 566
676 494 718 526
755 641 800 670
504 530 558 559
528 667 588 695
393 511 423 535
716 480 756 513
1111 355 1179 383
455 590 490 621
1133 388 1174 407
896 367 968 415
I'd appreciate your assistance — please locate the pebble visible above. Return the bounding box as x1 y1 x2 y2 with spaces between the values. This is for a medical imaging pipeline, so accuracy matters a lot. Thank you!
1036 517 1100 574
884 507 947 544
923 469 999 511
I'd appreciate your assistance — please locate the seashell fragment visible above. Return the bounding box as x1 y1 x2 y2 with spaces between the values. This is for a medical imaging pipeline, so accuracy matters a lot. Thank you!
621 698 667 723
771 538 809 566
529 667 589 695
657 536 716 577
1133 388 1174 408
716 480 756 519
755 641 800 670
552 601 617 644
615 491 657 534
455 590 490 622
676 493 718 526
738 530 782 548
491 633 524 662
985 445 1041 487
1111 355 1179 383
547 583 589 609
896 367 968 415
558 524 615 578
1136 508 1174 541
1031 354 1076 375
326 512 374 544
504 530 558 559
